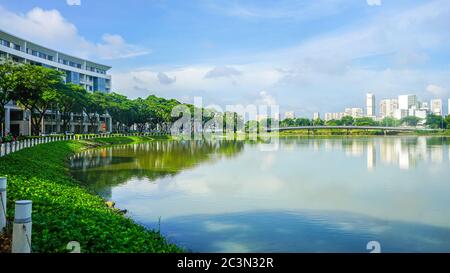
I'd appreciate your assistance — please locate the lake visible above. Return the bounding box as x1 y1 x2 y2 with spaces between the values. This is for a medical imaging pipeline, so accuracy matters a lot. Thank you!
69 136 450 253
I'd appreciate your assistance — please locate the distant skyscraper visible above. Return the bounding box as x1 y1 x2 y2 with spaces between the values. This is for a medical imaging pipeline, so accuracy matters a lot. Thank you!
284 111 295 119
366 93 375 117
431 99 443 116
398 95 417 111
313 112 320 120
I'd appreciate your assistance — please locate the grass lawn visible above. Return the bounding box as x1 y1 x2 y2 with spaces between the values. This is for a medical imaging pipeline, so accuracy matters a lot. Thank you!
0 136 183 253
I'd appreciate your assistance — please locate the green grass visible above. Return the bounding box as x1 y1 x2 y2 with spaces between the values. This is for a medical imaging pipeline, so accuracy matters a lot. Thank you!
0 136 183 253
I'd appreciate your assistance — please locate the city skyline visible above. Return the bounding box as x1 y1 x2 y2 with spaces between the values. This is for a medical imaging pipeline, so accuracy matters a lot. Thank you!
0 0 449 117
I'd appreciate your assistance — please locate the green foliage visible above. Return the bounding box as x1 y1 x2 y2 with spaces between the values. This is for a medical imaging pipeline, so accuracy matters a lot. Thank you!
426 114 446 129
380 117 400 127
325 119 342 126
57 83 88 132
312 118 324 126
354 117 378 126
400 116 422 126
341 116 354 126
280 118 311 127
446 115 450 129
0 137 183 253
0 60 18 135
9 64 65 135
244 120 260 133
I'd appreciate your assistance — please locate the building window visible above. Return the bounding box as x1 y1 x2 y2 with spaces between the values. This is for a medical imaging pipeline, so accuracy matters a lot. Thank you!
13 44 21 51
0 39 10 47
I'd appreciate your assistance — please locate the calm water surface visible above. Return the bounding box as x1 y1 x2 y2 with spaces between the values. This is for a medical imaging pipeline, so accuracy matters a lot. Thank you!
69 137 450 252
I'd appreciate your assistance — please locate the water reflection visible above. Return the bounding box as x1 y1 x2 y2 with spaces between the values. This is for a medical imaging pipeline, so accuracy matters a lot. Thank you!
277 136 450 170
70 140 244 198
156 210 450 253
70 137 450 252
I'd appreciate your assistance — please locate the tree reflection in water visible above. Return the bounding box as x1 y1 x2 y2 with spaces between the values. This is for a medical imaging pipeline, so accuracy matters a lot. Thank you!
70 140 244 197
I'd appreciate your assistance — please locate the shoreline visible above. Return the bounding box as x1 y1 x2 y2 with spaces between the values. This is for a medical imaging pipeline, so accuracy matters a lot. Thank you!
0 135 183 253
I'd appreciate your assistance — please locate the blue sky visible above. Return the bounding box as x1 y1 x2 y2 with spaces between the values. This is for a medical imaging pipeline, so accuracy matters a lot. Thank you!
1 0 450 117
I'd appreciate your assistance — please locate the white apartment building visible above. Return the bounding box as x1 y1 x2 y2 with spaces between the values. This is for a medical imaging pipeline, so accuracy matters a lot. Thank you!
366 93 375 117
431 99 443 116
398 95 417 111
324 112 345 121
313 112 320 120
344 108 363 119
1 29 112 136
379 99 398 118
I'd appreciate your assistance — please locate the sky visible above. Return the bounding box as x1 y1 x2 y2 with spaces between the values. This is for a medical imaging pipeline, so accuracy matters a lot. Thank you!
1 0 450 117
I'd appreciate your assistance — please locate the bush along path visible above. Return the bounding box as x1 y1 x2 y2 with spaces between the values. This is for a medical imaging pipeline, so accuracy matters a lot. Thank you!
0 136 183 253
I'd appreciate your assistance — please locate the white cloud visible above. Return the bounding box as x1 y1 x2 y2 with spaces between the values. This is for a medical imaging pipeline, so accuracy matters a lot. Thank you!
366 0 381 6
426 84 447 97
204 66 242 78
256 91 277 106
113 1 450 116
157 72 176 85
0 6 149 60
66 0 81 6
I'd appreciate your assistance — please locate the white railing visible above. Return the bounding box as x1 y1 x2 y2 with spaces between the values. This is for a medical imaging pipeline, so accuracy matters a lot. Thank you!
0 132 169 157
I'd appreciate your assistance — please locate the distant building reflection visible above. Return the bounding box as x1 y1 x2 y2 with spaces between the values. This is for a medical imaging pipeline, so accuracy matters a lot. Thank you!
295 137 449 171
371 137 447 170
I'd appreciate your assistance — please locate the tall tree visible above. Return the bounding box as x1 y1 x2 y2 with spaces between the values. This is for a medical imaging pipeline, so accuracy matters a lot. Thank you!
57 83 88 133
84 92 107 133
425 114 446 129
400 116 421 126
0 60 17 136
11 64 64 135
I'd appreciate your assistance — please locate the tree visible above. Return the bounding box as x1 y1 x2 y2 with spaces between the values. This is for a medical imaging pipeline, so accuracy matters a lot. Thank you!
11 64 64 135
294 118 311 126
380 117 400 127
312 118 324 126
104 92 134 132
57 83 87 133
326 119 342 126
354 117 378 126
132 98 154 132
341 116 354 126
245 120 260 133
400 116 421 126
223 111 244 132
280 118 296 127
84 92 107 133
425 114 446 129
445 115 450 129
0 60 18 136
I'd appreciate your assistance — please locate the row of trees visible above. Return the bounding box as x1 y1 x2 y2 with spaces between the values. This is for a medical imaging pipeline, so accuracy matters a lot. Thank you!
0 60 245 136
277 115 450 129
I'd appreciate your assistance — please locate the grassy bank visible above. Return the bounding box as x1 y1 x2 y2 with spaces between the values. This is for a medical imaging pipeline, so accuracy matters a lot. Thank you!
0 136 183 253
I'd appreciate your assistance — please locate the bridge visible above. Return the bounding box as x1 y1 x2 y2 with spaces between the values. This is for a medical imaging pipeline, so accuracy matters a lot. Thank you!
270 125 439 132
